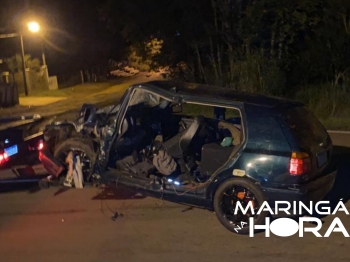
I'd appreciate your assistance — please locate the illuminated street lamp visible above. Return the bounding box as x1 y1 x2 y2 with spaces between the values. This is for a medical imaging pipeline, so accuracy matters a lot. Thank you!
20 21 42 96
28 22 40 33
26 21 48 74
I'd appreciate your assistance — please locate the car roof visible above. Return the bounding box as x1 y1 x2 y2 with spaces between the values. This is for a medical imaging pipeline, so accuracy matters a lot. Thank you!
136 80 303 108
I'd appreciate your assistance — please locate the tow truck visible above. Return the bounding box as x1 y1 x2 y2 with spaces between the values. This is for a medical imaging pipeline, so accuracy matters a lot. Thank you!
0 114 47 188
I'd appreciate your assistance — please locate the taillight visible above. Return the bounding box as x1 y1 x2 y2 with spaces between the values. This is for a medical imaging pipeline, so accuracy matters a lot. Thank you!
38 141 44 150
29 140 44 151
0 152 9 165
289 152 311 176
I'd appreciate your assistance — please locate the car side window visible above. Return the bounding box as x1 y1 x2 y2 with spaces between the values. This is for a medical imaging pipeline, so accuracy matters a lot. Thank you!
178 103 241 121
175 102 243 146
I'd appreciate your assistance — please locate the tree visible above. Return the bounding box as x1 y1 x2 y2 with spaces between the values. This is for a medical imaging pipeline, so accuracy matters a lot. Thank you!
5 54 41 81
99 0 350 94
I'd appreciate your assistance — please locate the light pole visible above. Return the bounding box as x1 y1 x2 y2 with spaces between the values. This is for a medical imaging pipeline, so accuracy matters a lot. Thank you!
27 22 45 94
28 22 49 86
19 34 28 96
28 22 45 65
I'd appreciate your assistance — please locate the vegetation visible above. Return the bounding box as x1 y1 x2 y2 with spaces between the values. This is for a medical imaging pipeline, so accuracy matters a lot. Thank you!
5 54 41 77
99 0 350 129
128 38 164 72
3 54 47 93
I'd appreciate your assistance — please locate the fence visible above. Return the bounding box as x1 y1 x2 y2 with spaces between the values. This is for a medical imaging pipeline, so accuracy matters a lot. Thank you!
0 83 19 107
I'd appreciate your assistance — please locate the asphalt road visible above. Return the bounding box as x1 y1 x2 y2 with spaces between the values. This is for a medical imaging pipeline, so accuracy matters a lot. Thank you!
0 133 349 262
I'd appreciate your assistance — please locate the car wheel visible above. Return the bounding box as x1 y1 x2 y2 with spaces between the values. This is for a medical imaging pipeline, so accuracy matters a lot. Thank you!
213 178 268 235
54 138 96 183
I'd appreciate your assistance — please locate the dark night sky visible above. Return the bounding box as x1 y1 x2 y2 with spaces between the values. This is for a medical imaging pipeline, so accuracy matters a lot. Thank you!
0 0 112 75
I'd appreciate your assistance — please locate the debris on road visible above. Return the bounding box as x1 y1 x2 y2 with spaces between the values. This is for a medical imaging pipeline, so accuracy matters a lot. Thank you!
63 152 84 189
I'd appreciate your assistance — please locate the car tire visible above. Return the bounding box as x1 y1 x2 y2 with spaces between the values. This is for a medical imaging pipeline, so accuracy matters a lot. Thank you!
38 178 50 189
54 137 96 183
213 178 268 235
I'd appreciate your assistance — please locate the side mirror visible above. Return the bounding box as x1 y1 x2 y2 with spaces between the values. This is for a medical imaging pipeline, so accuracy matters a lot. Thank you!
172 103 183 113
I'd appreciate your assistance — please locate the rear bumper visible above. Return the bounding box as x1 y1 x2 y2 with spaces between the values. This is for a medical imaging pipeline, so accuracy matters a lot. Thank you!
261 170 337 205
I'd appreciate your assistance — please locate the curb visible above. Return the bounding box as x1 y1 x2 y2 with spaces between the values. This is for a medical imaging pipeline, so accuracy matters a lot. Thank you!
0 114 42 123
327 130 350 134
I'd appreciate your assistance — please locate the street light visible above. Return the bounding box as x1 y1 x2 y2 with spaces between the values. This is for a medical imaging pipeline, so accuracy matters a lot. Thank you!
28 22 40 33
26 22 47 69
21 21 42 96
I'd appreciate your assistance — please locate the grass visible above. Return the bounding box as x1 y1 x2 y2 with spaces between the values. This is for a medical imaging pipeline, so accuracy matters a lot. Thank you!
319 118 350 131
19 82 114 98
21 89 69 97
295 84 350 131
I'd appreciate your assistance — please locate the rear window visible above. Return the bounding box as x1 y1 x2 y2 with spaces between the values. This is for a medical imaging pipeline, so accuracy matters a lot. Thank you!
282 106 328 150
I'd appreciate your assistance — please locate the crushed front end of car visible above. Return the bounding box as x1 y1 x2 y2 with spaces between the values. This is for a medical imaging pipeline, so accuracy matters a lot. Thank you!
38 103 121 188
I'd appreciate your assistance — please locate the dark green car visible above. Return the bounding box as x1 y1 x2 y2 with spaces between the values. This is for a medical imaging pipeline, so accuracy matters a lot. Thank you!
39 81 337 234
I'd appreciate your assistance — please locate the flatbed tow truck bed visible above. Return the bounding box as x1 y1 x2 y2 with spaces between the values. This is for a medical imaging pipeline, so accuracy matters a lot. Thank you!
0 115 47 187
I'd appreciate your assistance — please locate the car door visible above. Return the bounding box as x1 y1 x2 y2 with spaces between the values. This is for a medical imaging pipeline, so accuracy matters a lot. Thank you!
104 86 180 170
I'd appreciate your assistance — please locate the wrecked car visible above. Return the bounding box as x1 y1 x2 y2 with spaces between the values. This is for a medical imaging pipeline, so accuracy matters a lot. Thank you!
39 80 337 234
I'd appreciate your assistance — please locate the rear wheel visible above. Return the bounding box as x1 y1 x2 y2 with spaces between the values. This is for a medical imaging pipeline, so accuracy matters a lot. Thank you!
213 178 267 234
54 138 96 184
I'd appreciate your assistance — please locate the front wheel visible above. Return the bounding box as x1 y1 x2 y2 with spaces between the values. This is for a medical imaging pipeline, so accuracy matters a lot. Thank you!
54 137 96 184
213 178 268 235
